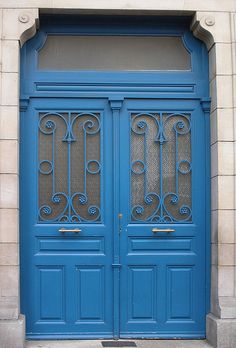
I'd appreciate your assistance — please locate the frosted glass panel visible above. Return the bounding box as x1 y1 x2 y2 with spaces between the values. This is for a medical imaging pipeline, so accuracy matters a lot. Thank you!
38 111 101 223
131 112 192 223
38 35 191 71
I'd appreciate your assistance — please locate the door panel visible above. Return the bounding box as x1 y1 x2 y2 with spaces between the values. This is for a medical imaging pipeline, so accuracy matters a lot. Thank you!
128 266 157 321
167 266 193 320
76 266 105 321
119 99 207 338
21 98 114 337
38 266 65 321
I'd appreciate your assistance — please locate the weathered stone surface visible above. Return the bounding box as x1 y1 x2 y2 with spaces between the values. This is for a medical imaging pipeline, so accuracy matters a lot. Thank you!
218 210 235 244
1 73 19 106
1 40 19 73
0 297 18 320
2 8 39 46
211 176 235 211
0 106 19 140
219 297 236 319
0 140 18 174
25 338 213 348
210 109 234 144
218 266 235 296
0 0 234 11
0 315 25 348
0 174 18 209
0 209 18 243
209 43 233 81
0 265 19 297
0 243 18 265
211 142 234 177
210 75 233 111
207 313 236 348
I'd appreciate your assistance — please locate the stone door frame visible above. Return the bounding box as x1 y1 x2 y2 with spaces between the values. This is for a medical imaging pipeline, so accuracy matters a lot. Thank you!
0 6 236 348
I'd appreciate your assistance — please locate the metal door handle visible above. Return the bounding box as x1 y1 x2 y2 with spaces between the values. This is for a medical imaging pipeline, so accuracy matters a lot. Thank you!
59 228 81 233
152 228 175 233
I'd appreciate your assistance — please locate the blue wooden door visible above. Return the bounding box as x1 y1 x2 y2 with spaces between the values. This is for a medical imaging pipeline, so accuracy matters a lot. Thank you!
21 96 209 339
21 98 114 338
119 99 208 338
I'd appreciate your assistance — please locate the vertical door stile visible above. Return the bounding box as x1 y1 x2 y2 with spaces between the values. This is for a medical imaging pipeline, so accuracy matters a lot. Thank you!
109 99 123 339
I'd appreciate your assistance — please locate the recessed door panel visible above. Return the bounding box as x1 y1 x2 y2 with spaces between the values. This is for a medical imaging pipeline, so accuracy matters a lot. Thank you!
76 266 104 321
128 266 157 321
167 266 193 321
38 267 65 321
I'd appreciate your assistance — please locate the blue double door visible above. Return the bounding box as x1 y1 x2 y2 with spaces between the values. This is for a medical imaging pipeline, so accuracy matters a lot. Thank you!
21 96 208 339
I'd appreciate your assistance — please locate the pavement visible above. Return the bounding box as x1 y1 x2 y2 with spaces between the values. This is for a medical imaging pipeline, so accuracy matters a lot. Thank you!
25 340 213 348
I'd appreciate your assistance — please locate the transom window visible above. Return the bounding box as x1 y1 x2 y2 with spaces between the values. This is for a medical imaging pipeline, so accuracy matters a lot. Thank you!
38 35 191 71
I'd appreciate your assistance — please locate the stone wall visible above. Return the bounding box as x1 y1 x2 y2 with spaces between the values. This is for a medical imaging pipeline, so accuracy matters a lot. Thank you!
0 1 236 347
0 8 38 348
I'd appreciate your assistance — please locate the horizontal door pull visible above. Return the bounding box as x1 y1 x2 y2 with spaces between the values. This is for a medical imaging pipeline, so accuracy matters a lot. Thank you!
59 228 82 233
152 228 175 233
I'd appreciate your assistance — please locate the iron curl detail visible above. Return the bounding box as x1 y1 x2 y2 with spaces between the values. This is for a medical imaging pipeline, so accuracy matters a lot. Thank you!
38 112 67 135
130 111 192 223
38 192 69 222
131 113 160 136
38 111 102 223
71 112 100 138
70 193 101 222
131 193 161 222
165 113 191 135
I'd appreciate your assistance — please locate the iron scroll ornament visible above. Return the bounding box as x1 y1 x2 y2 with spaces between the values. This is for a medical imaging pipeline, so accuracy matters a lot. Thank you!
38 111 101 223
131 112 192 223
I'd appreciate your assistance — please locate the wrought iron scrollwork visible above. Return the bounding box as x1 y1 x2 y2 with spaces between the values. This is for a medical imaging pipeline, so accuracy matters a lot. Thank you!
38 112 101 223
131 112 192 223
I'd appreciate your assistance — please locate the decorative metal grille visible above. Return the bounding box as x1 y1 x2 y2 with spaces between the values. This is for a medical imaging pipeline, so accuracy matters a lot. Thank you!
38 112 101 223
131 112 192 223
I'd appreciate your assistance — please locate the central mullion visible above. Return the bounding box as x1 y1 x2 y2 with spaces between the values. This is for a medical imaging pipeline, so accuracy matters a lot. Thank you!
109 99 123 339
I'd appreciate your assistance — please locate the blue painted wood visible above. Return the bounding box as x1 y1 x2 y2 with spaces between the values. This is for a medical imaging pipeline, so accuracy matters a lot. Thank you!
20 15 210 339
37 237 104 253
20 98 114 337
20 16 209 100
109 99 124 339
167 267 192 320
38 267 64 320
77 267 104 320
119 99 209 338
129 237 192 252
130 267 156 320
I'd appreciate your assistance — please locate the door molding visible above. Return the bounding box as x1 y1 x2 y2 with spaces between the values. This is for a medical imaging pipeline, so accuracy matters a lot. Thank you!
109 98 124 338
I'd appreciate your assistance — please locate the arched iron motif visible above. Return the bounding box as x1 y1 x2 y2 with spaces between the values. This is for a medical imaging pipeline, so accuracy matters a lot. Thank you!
131 112 192 223
38 111 101 223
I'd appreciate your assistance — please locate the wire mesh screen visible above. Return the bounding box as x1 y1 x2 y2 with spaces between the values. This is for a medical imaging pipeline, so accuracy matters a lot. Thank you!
38 35 191 71
131 112 192 223
38 112 101 223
